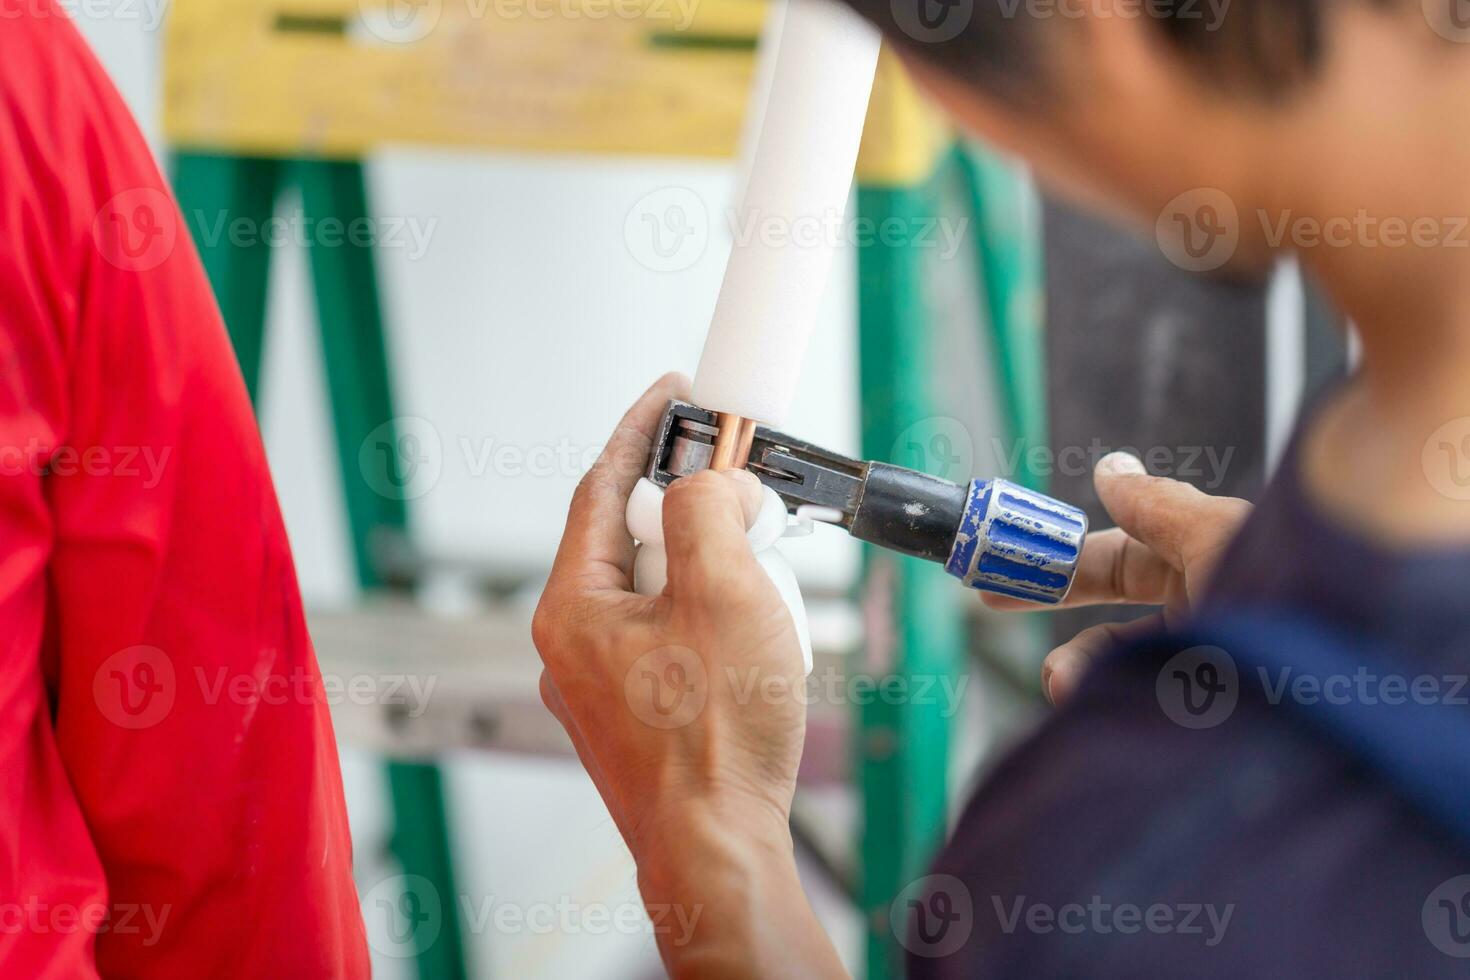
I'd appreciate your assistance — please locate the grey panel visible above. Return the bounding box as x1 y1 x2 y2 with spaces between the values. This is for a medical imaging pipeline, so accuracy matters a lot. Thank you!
1043 199 1270 642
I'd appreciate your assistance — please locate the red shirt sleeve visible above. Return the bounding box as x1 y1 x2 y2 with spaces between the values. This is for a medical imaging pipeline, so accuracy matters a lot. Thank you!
0 8 368 976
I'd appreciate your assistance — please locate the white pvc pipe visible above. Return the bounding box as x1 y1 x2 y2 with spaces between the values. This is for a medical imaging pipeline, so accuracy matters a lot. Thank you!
691 0 881 426
732 0 787 196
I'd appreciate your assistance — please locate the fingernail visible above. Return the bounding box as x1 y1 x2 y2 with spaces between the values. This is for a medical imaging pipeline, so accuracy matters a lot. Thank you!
1097 451 1146 477
1044 651 1084 705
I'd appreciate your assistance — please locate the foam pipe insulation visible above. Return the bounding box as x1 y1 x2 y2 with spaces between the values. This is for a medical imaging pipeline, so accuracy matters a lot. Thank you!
690 0 882 427
627 1 877 671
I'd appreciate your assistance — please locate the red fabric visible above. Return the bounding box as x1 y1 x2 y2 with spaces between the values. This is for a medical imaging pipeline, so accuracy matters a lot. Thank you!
0 7 368 977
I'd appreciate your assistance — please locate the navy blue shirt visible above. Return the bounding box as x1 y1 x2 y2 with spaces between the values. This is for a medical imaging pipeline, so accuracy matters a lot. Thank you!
907 439 1470 977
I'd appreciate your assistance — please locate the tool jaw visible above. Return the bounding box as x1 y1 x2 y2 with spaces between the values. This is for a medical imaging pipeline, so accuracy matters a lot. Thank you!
647 399 867 528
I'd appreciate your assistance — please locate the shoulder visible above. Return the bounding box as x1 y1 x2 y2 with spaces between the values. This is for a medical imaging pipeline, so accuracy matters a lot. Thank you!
0 4 162 226
907 647 1469 977
0 3 186 352
0 3 116 118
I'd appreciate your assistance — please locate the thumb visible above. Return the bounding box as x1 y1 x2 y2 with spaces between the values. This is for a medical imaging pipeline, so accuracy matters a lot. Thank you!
1092 452 1227 570
661 469 766 601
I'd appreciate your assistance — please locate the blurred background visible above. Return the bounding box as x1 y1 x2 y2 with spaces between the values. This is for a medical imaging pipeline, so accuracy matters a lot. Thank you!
75 2 1346 976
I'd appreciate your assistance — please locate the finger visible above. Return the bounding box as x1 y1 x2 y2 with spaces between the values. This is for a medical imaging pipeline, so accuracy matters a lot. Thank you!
661 469 766 602
1043 614 1164 705
982 527 1175 611
1093 452 1249 569
548 373 690 594
727 469 767 531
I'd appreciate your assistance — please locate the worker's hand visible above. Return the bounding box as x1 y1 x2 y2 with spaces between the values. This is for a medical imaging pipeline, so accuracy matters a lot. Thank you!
532 373 806 866
984 452 1252 706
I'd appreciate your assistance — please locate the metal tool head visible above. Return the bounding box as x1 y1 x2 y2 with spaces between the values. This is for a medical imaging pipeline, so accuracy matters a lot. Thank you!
647 399 867 528
647 400 1089 606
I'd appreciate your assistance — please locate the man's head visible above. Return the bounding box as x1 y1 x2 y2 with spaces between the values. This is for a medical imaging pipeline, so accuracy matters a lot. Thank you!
836 0 1468 268
854 0 1397 99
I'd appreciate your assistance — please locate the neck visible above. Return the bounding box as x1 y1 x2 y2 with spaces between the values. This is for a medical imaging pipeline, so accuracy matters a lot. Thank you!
1296 230 1470 544
1293 222 1470 545
1302 223 1470 406
1298 185 1470 401
1265 16 1470 542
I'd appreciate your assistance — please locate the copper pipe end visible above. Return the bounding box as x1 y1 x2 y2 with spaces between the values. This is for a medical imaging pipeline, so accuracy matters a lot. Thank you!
734 417 758 469
709 412 744 471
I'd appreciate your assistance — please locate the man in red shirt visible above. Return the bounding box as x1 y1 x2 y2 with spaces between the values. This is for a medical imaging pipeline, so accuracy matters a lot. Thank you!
1 5 368 975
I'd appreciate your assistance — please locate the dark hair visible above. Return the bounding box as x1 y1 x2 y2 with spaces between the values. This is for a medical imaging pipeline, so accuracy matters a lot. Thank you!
837 0 1400 100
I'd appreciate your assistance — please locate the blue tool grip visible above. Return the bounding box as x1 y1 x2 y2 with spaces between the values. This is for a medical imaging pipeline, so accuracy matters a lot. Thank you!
944 479 1088 605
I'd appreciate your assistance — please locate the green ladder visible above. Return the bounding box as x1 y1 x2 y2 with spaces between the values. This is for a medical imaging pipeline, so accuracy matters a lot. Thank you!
172 152 471 980
854 142 1047 979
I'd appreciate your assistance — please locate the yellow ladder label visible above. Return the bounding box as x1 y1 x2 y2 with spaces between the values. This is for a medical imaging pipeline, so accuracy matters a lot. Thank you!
165 0 948 184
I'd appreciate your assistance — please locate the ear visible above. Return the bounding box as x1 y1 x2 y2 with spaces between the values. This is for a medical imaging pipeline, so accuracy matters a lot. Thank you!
1079 0 1184 110
1063 1 1242 209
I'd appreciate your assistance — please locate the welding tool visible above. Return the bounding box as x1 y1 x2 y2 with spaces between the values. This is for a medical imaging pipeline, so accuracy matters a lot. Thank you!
648 400 1088 605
